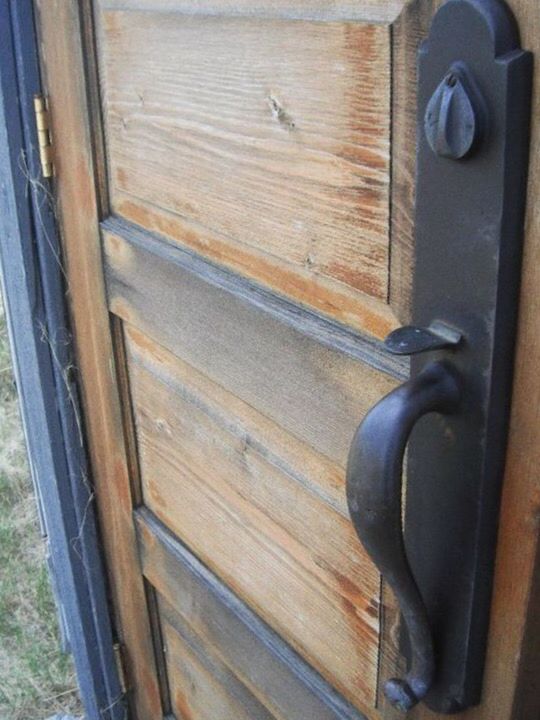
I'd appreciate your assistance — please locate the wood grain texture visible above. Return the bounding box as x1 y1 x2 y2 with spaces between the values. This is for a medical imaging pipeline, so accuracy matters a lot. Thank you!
33 3 162 718
125 323 381 707
96 9 393 330
114 192 399 339
103 221 400 464
388 0 439 324
97 0 409 24
101 217 406 377
137 509 368 720
126 324 351 518
162 614 277 720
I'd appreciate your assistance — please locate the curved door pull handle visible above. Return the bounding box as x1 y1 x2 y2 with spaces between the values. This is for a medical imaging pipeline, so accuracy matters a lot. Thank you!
346 362 461 712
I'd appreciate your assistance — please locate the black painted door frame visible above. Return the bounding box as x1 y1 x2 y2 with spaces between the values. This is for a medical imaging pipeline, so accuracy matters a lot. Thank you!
0 2 124 718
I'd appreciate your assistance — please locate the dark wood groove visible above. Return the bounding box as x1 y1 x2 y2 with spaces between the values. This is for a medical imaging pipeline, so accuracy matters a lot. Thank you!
101 215 408 381
110 317 144 506
144 580 174 716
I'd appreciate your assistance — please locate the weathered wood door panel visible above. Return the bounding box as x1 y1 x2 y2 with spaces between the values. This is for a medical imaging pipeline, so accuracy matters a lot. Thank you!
94 2 407 714
34 0 540 719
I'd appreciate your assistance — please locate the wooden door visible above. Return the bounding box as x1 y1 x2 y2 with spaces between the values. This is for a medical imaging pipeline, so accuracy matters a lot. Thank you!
33 1 540 719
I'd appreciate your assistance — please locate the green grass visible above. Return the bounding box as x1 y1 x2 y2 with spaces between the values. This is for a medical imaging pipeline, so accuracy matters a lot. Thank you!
0 298 82 720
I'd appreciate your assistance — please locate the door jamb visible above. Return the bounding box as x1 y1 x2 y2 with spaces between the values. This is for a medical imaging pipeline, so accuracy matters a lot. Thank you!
0 2 125 718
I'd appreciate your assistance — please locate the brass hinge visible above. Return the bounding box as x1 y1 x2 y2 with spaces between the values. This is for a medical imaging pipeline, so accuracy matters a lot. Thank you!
33 94 53 178
113 642 128 694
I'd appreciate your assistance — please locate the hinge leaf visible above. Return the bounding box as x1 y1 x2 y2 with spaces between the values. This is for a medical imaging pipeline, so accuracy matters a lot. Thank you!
113 642 128 694
33 94 53 178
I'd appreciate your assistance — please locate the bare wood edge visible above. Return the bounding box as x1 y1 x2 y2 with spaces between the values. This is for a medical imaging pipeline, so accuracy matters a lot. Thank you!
96 0 410 24
471 2 540 714
510 545 540 719
80 0 110 216
388 0 439 324
33 2 163 718
376 582 405 719
384 1 540 718
112 328 173 712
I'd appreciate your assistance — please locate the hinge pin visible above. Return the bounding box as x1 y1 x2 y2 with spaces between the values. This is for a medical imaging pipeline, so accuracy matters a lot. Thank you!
113 642 128 694
33 94 53 178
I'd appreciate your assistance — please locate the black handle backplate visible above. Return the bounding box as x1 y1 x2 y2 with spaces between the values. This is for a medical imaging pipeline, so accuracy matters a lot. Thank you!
348 0 533 715
408 0 532 712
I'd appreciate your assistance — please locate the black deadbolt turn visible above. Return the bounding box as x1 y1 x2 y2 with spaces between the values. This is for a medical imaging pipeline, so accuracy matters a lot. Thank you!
424 64 483 159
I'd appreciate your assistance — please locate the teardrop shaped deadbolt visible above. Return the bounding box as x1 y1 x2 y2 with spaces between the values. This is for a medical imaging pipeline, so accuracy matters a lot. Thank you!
424 67 481 159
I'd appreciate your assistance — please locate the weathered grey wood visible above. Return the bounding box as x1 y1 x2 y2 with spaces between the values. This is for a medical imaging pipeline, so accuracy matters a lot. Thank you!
136 508 367 720
0 3 124 719
103 217 402 466
103 216 406 378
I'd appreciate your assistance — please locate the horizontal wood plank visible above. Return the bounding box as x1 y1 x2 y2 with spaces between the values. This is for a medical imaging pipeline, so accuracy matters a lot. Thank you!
137 509 369 720
97 0 408 26
113 192 399 338
125 323 381 705
97 9 393 327
126 323 350 518
103 219 401 466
